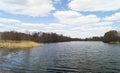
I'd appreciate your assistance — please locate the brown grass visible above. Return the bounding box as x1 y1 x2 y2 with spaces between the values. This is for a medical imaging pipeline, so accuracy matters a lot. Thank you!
0 40 40 48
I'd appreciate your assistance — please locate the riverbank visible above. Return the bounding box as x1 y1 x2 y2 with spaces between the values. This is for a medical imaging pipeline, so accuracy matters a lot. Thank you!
110 42 120 44
0 40 40 49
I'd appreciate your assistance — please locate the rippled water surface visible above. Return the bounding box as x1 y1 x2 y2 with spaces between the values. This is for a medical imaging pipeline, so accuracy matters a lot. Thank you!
0 41 120 73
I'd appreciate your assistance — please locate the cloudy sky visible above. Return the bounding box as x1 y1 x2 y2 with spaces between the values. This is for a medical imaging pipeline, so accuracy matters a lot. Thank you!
0 0 120 38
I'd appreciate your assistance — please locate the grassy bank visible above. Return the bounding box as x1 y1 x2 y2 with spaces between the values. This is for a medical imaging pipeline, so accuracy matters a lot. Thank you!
0 40 40 48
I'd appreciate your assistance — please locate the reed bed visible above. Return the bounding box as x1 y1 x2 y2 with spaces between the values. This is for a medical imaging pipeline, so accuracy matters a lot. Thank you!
0 40 40 48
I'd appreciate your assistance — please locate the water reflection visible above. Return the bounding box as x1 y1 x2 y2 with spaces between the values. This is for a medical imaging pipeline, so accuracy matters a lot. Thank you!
0 42 120 73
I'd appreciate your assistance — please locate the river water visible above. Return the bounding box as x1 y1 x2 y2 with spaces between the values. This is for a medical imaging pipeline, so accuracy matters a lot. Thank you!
0 41 120 73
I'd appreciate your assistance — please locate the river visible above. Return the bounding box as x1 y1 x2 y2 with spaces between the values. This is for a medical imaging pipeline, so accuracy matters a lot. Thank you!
0 41 120 73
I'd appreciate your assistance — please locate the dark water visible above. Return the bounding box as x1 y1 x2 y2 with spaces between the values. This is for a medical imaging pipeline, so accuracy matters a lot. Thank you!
0 41 120 73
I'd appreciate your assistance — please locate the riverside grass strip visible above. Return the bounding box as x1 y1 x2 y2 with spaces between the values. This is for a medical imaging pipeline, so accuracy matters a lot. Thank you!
0 40 40 49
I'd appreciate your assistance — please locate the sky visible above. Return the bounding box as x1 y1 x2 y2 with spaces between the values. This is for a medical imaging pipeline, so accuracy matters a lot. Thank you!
0 0 120 38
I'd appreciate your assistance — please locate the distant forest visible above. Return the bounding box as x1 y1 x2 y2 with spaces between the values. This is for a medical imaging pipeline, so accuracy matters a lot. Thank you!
0 30 119 43
0 31 81 43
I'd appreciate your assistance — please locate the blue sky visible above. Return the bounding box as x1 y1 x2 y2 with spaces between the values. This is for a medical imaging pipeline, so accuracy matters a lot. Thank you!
0 0 120 38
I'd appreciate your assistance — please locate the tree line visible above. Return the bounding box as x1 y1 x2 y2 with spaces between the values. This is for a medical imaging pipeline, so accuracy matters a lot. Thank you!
0 31 77 43
0 30 119 43
80 37 103 41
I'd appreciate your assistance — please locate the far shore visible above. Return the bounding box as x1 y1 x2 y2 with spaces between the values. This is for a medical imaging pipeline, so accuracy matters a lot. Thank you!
0 40 40 49
109 42 120 44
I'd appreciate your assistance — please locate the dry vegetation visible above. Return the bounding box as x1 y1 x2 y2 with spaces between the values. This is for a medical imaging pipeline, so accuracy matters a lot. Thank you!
0 40 40 49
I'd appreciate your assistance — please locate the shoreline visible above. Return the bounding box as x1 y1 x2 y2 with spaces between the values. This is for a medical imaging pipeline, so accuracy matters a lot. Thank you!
0 40 40 49
109 42 120 44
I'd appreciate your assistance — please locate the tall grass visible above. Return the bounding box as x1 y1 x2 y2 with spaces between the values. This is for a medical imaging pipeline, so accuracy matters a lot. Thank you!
0 40 40 48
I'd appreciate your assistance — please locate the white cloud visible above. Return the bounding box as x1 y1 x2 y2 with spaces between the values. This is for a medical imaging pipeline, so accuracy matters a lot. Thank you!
0 0 117 38
53 11 115 38
0 17 65 32
104 12 120 21
0 18 21 24
0 0 55 16
54 11 100 26
46 25 115 38
0 11 115 38
68 0 120 11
